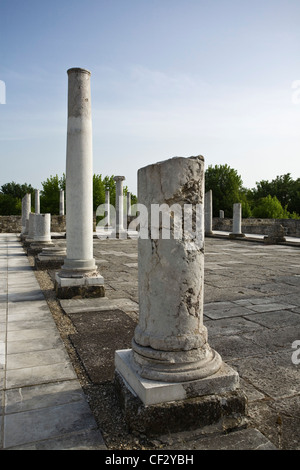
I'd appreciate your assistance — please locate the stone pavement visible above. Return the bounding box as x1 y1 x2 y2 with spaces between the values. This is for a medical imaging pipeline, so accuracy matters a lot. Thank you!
1 231 300 450
0 233 106 449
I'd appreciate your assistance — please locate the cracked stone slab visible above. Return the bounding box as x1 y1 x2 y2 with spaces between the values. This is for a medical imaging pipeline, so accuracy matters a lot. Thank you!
204 301 255 319
60 297 139 315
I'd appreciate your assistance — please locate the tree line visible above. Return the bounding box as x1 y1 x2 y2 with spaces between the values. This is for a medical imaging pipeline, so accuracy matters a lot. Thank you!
0 174 137 216
0 165 299 219
205 164 300 219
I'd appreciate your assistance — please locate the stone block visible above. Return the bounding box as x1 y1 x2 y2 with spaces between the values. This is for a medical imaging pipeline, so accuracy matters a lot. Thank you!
114 370 247 437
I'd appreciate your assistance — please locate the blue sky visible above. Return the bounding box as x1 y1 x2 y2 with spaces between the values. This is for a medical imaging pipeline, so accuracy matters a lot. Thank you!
1 0 299 196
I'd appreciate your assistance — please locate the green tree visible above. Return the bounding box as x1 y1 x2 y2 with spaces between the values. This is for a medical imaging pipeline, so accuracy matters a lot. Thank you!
205 164 249 217
252 174 300 216
0 181 34 215
40 174 65 215
0 194 22 215
1 181 35 200
252 195 289 219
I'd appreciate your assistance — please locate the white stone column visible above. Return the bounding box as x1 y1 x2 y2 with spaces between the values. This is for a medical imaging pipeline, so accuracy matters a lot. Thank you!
127 192 131 217
26 212 36 242
114 176 126 237
204 190 213 235
59 190 65 216
35 190 40 214
21 193 31 235
62 68 96 272
229 203 245 238
115 156 239 407
105 190 111 226
55 67 104 298
219 210 224 218
32 213 52 243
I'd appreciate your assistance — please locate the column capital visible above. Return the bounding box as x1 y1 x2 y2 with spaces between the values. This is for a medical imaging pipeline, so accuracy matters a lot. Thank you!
114 175 125 182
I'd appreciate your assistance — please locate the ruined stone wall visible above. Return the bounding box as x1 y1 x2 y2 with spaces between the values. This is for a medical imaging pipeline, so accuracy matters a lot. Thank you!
213 218 300 237
0 216 22 233
1 214 299 237
0 215 67 233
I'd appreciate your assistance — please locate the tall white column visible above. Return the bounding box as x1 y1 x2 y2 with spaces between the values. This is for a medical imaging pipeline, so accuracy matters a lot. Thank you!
35 189 40 214
127 192 131 217
204 190 213 235
59 190 65 216
62 68 96 273
21 193 31 235
105 190 110 226
55 67 104 298
114 176 126 237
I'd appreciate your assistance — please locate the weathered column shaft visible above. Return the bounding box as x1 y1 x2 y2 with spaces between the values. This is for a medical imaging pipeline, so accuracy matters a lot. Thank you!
59 190 65 216
35 190 40 214
204 189 213 235
105 190 110 226
232 203 242 234
21 193 31 234
114 176 125 233
33 213 52 242
127 192 131 217
131 156 221 382
62 68 96 272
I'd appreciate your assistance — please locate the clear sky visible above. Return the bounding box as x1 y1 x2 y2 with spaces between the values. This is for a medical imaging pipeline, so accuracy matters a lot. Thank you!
1 0 299 196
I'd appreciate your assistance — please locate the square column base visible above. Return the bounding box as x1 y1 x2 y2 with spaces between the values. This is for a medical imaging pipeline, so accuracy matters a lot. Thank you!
115 372 247 437
54 272 105 299
114 349 247 436
229 233 246 239
115 349 240 405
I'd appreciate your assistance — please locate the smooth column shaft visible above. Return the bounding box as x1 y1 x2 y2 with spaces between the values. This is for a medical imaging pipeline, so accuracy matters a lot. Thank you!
114 176 125 232
63 68 95 271
59 190 65 216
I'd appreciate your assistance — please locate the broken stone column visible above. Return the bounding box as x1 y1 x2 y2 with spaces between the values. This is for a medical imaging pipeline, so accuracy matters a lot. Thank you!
55 67 104 299
229 203 245 238
35 189 40 214
205 190 213 236
24 212 36 246
59 190 65 216
115 156 246 435
114 176 126 238
219 210 224 218
264 223 286 244
27 213 54 255
21 193 31 237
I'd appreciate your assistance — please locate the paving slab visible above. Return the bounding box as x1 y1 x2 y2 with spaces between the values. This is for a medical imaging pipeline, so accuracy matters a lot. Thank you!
0 234 106 450
2 232 300 450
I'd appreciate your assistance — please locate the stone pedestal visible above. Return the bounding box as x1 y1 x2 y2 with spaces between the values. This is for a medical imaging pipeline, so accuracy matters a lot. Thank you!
115 156 246 434
55 67 105 299
264 224 286 244
229 203 245 238
205 189 213 236
35 245 66 270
